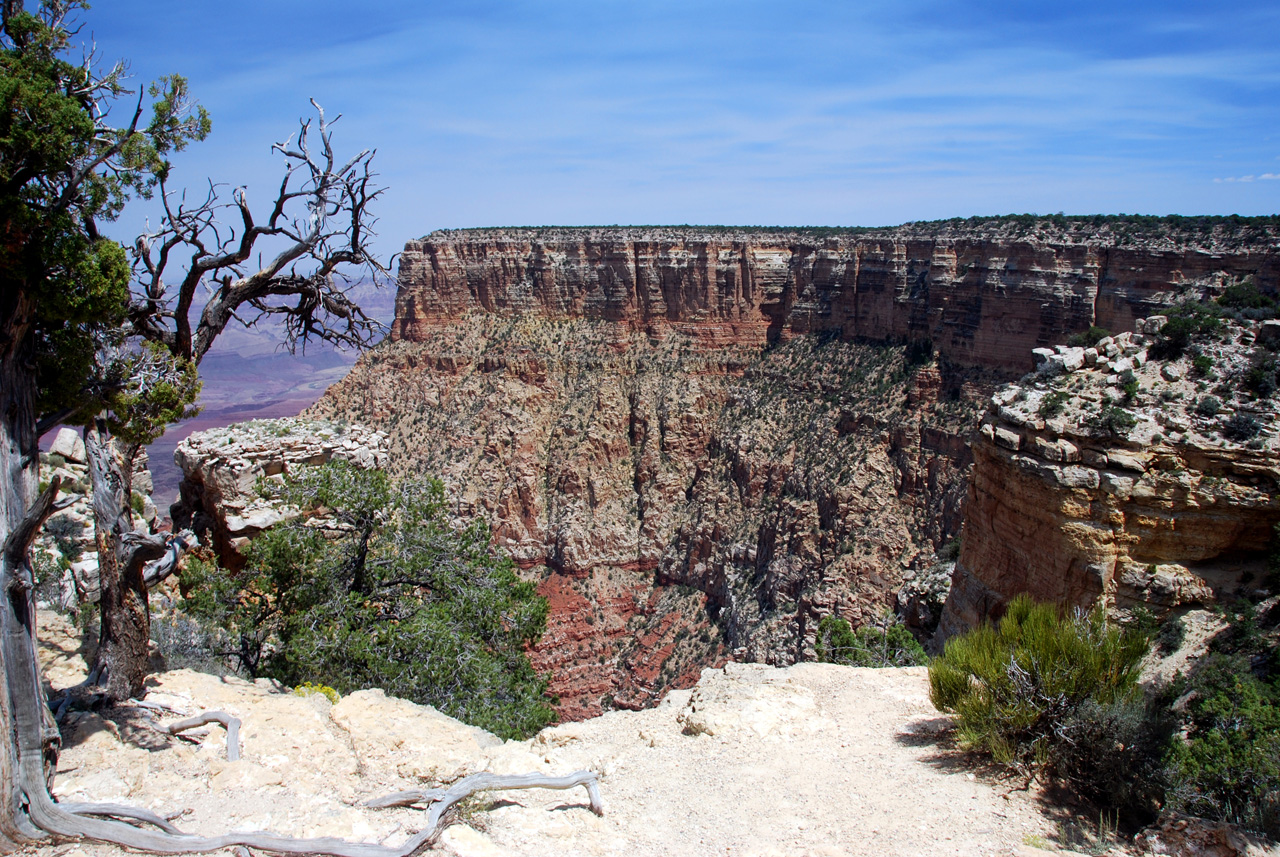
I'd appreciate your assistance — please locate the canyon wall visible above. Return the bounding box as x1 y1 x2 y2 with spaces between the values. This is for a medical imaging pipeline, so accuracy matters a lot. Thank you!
394 226 1280 372
314 223 1280 717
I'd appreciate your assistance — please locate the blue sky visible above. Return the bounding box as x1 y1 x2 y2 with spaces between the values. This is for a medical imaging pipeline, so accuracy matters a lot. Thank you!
85 1 1280 257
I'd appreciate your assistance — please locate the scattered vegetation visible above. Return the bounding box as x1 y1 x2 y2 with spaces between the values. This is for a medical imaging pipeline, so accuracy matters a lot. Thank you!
933 594 1280 840
1038 391 1069 419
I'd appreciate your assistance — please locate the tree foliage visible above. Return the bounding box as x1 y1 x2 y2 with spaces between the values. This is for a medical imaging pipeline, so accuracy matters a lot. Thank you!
181 462 556 740
0 0 207 428
815 614 926 667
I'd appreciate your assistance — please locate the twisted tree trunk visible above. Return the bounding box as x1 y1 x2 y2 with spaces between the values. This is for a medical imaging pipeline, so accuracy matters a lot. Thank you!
85 423 154 701
0 293 59 846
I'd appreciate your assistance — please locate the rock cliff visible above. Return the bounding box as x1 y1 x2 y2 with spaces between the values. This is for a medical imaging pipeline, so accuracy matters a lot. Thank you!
314 220 1280 718
395 223 1280 372
172 419 388 570
941 315 1280 638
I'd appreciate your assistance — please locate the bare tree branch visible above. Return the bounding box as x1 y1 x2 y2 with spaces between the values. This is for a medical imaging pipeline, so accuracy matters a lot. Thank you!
128 102 392 366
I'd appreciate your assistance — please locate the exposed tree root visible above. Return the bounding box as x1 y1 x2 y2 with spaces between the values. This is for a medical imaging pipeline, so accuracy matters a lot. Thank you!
26 769 603 856
61 802 185 834
159 711 241 762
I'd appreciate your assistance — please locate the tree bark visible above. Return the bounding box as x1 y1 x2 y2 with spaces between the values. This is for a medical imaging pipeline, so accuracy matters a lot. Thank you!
0 292 54 847
85 422 151 701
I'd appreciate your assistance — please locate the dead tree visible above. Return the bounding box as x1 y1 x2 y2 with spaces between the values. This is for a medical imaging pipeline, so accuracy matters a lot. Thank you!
87 102 392 702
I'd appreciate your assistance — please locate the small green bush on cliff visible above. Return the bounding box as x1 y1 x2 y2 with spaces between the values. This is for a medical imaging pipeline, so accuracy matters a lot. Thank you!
816 614 926 667
1068 326 1110 348
181 461 555 740
1086 405 1137 437
929 595 1150 773
1151 302 1224 360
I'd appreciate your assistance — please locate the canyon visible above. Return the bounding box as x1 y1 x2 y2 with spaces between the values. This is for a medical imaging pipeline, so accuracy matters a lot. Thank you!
305 220 1280 719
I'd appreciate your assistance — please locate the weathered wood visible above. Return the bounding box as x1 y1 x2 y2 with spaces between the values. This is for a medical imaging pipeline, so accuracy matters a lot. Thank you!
86 424 153 702
160 712 241 762
60 802 184 835
19 766 603 856
364 770 604 816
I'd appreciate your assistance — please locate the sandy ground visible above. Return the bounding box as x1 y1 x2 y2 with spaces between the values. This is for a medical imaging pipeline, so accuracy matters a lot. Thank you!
25 614 1080 857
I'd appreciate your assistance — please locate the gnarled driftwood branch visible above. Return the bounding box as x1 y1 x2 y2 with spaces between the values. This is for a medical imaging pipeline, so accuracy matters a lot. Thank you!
159 712 241 762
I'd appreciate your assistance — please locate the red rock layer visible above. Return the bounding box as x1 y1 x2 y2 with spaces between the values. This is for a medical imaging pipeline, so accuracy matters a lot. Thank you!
394 230 1280 373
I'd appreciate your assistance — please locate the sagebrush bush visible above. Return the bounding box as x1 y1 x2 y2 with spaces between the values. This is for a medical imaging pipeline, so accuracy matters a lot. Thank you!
929 595 1149 770
1053 696 1172 822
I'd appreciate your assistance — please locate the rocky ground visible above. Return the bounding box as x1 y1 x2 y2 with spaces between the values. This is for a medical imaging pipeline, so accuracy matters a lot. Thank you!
30 612 1083 857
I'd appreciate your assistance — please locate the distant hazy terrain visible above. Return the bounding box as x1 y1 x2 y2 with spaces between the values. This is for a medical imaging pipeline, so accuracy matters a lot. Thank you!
146 283 396 508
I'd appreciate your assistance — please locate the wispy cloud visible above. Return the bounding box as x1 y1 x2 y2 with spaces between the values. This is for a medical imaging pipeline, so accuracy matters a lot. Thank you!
1215 173 1280 183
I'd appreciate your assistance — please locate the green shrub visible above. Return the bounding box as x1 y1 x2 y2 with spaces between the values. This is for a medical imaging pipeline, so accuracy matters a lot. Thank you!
1196 395 1222 417
1150 303 1224 360
1223 413 1261 441
45 514 84 563
1086 405 1137 437
1191 352 1214 377
181 461 556 740
1068 326 1110 348
1038 391 1069 419
1217 281 1277 312
816 615 926 667
929 595 1150 771
1120 369 1140 401
1165 652 1280 838
1246 352 1280 398
1157 615 1186 654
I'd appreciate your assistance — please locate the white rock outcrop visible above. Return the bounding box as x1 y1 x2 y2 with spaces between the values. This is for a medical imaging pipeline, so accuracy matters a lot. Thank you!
172 418 388 568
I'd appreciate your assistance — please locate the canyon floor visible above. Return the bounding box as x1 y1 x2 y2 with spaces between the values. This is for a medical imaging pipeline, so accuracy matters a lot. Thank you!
30 614 1085 857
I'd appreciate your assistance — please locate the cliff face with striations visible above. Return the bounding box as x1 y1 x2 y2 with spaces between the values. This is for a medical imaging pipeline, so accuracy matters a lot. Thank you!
394 225 1280 372
313 221 1280 718
940 316 1280 639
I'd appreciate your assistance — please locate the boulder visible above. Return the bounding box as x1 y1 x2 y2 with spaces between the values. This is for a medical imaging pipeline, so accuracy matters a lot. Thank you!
48 427 86 464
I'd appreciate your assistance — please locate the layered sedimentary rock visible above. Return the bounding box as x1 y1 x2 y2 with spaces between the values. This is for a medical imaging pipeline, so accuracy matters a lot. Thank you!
940 317 1280 638
315 222 1280 717
395 225 1280 372
172 418 388 570
314 314 994 717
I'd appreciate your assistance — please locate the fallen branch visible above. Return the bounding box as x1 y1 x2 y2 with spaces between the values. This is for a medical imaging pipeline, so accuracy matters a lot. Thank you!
365 770 604 817
159 712 241 762
25 769 603 856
